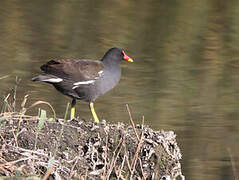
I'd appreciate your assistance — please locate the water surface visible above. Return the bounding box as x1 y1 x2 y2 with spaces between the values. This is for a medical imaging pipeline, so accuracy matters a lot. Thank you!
1 0 239 179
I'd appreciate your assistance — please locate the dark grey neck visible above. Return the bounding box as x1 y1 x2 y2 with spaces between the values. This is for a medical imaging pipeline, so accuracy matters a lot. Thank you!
101 55 121 81
101 57 121 68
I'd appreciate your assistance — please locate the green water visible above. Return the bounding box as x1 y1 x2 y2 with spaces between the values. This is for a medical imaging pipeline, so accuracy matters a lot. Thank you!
1 0 239 179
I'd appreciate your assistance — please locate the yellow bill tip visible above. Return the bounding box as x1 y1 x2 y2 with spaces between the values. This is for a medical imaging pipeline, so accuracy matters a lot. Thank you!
127 58 134 63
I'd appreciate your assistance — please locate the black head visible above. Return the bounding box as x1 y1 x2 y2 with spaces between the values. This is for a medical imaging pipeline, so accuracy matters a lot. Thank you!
101 48 133 63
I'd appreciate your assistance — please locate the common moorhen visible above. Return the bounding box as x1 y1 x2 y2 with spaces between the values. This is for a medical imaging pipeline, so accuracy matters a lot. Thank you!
32 48 133 122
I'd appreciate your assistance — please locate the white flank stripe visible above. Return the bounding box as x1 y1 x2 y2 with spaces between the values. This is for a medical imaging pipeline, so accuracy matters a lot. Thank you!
42 78 63 83
73 80 95 86
98 70 104 76
72 86 79 89
72 80 95 89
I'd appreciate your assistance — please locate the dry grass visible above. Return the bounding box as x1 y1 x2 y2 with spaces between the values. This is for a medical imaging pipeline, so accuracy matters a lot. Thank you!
0 82 184 179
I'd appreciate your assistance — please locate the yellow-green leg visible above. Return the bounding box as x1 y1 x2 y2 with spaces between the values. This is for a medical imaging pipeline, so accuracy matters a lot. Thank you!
89 101 99 123
70 99 76 120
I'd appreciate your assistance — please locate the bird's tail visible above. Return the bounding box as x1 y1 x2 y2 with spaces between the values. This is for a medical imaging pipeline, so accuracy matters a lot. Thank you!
32 75 52 82
32 76 41 82
32 75 62 83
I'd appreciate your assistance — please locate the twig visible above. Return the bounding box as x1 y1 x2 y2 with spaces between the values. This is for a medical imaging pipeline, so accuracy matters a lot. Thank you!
0 75 9 80
106 134 125 179
84 169 88 180
7 145 48 157
141 115 145 129
125 131 145 179
102 128 109 179
11 128 18 147
0 112 39 124
42 165 55 180
2 156 38 165
138 158 146 180
54 102 70 157
125 150 132 175
112 138 124 174
228 148 239 180
117 144 127 179
0 133 7 144
126 104 140 141
20 94 29 113
26 100 56 120
130 130 144 170
3 94 11 112
69 157 79 179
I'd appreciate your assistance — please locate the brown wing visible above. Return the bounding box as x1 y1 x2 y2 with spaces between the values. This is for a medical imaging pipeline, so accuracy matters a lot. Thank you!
40 59 104 82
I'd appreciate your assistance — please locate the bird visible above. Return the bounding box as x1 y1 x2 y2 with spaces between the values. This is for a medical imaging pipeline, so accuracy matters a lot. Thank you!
32 47 133 122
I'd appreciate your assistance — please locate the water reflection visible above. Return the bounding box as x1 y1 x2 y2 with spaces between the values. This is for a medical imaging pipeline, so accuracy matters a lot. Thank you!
1 0 239 179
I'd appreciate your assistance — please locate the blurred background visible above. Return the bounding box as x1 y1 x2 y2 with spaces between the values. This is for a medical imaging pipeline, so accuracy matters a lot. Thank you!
1 0 239 179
